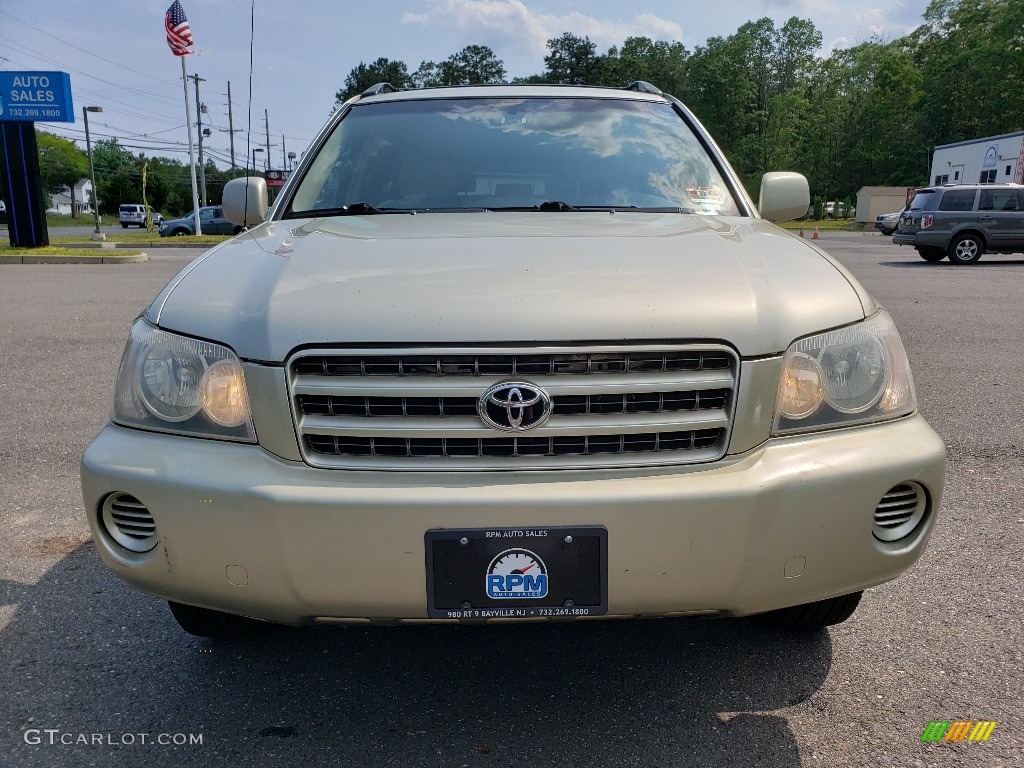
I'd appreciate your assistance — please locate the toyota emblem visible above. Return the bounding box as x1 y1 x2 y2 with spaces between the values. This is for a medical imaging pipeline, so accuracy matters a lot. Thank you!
478 381 552 432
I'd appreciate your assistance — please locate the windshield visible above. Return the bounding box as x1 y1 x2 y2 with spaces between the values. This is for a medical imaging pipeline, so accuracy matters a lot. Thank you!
286 97 740 217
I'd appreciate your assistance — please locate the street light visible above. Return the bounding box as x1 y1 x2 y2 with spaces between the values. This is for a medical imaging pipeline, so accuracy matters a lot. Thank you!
252 147 264 175
83 106 104 240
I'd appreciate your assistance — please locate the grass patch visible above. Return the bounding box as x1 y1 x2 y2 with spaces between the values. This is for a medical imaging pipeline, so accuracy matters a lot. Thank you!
52 233 227 245
43 214 117 228
777 218 866 231
0 246 142 257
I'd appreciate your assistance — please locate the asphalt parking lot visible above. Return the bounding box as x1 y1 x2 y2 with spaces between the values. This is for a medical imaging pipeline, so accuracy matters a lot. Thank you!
1 236 1021 768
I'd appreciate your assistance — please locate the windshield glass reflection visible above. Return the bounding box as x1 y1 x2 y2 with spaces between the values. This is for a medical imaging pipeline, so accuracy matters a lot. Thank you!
288 98 740 216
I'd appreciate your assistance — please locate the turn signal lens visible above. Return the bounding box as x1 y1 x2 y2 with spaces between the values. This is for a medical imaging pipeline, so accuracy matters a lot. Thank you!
778 353 824 419
201 359 249 427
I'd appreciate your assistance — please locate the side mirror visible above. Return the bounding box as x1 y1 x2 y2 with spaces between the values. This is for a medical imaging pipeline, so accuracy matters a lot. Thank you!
758 172 810 223
222 177 268 227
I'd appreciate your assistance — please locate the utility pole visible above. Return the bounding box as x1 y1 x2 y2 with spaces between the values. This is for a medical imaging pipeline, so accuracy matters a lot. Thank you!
179 60 201 234
281 134 287 172
264 108 271 171
188 73 207 204
226 81 237 172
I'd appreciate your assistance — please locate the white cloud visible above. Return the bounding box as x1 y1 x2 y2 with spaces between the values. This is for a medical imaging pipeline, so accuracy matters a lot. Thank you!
401 0 683 58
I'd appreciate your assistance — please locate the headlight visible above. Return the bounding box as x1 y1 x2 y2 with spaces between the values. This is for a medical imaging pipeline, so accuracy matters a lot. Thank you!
112 319 255 441
773 311 916 434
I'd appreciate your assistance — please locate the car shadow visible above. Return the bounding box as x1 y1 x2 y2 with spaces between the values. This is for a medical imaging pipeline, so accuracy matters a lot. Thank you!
881 257 1024 268
1 543 832 768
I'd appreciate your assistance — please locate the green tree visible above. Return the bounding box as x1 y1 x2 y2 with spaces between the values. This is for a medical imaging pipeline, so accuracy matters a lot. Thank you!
850 49 925 186
91 138 139 216
36 132 88 217
601 37 689 92
913 0 1024 146
449 45 506 84
543 33 602 84
684 34 757 174
336 58 411 102
411 45 507 88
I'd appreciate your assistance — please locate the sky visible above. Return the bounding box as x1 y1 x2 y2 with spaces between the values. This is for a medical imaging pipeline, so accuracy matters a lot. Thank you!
0 0 930 172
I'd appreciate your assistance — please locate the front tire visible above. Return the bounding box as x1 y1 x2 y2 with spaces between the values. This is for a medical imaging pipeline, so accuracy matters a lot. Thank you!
916 247 945 262
757 591 863 631
948 233 983 264
168 601 270 640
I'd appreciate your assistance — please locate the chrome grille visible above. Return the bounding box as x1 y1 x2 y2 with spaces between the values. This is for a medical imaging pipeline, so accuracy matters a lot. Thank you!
289 345 738 470
307 429 721 458
294 350 733 377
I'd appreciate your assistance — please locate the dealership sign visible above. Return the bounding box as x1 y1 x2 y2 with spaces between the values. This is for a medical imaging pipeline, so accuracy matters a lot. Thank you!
0 71 74 123
265 169 290 188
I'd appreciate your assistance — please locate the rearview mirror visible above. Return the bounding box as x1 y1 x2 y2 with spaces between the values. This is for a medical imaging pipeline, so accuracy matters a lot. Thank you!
758 172 810 223
222 177 268 227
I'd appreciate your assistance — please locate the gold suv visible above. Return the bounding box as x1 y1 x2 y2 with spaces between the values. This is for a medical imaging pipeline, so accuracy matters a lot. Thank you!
81 83 945 639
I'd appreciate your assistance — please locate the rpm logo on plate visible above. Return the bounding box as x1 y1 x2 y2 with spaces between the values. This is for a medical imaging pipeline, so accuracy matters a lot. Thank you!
486 548 548 599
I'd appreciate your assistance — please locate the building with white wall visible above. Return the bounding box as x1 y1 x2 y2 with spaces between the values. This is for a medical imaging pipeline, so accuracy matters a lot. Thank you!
46 178 95 216
929 131 1024 186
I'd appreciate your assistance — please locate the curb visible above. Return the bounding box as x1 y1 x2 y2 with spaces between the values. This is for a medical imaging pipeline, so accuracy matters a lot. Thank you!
51 241 216 249
0 252 150 264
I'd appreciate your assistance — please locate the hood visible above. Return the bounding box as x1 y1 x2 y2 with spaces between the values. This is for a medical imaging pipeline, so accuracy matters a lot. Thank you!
149 213 871 362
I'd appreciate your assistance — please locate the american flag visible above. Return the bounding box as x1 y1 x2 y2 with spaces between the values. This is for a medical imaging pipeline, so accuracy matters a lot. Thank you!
165 1 194 56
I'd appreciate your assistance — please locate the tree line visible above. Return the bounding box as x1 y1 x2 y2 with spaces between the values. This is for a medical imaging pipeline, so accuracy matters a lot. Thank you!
11 0 1018 218
23 132 245 219
336 0 1024 202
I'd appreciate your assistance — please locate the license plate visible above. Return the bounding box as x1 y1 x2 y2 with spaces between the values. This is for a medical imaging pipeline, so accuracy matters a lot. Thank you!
425 526 607 619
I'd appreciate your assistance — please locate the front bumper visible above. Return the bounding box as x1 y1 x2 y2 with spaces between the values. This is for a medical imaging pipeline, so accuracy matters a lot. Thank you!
81 416 945 624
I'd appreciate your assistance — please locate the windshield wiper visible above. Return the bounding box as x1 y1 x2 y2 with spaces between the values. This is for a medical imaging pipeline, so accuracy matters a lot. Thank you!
484 202 694 214
485 200 579 212
283 202 403 219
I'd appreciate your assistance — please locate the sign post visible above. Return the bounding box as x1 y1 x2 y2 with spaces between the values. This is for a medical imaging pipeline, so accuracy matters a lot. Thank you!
0 71 75 248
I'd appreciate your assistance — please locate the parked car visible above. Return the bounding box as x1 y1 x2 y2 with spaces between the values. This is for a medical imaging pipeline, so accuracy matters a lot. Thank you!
81 82 945 640
874 210 903 236
158 206 241 236
824 201 855 219
893 183 1024 263
118 204 162 228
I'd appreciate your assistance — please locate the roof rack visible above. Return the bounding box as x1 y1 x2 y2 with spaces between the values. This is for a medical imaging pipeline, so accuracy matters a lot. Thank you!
626 81 662 94
360 82 399 98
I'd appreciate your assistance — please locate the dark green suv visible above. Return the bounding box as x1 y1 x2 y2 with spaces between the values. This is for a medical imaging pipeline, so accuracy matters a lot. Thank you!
893 184 1024 264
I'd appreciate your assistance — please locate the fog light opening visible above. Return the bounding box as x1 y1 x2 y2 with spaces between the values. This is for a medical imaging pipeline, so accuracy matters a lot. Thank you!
872 482 929 543
100 492 158 553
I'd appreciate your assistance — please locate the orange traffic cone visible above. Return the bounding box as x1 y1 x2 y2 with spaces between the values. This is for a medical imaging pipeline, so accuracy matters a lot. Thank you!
812 227 820 240
798 226 805 238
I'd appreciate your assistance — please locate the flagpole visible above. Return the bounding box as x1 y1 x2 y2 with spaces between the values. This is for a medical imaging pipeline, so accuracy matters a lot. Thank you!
181 55 202 235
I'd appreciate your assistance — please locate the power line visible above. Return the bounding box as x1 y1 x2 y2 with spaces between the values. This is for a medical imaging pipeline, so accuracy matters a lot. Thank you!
0 9 172 84
0 34 183 110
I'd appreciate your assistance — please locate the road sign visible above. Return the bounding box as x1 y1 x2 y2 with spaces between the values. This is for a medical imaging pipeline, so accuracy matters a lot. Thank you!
0 71 74 123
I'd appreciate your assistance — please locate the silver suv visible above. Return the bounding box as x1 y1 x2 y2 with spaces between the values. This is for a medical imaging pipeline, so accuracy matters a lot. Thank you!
893 184 1024 263
81 83 945 640
118 203 162 229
